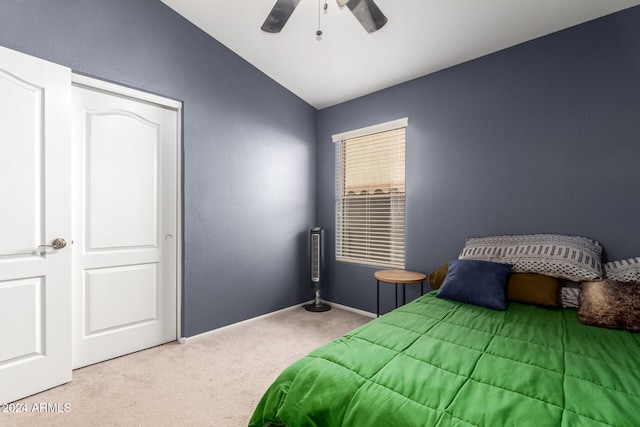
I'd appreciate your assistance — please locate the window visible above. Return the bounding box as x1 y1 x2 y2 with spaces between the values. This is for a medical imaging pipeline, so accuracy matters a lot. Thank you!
333 118 407 268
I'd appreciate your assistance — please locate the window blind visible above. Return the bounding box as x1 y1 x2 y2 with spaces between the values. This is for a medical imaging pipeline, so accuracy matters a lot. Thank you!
335 123 406 268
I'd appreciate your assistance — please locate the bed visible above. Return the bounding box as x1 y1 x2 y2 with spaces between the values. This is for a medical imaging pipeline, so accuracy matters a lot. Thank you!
249 234 640 427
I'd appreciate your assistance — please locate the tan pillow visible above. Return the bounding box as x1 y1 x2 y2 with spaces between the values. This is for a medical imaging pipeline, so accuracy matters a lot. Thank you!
578 280 640 331
431 264 559 306
429 262 560 307
429 262 449 289
507 273 560 307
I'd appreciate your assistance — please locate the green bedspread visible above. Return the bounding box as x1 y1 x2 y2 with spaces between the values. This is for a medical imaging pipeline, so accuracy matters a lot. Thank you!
249 292 640 427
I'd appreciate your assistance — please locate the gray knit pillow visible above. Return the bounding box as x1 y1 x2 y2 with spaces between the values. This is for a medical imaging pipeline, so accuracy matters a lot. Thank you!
559 281 581 308
604 258 640 284
459 234 603 282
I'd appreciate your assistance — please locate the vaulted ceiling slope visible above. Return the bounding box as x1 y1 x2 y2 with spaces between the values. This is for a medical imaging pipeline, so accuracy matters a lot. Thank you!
160 0 640 109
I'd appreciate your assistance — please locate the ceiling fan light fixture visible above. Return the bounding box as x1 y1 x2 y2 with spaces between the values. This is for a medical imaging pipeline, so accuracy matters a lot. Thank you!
261 0 387 34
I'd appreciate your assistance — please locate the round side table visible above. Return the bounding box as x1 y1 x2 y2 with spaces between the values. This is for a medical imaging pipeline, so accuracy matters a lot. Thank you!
374 270 426 317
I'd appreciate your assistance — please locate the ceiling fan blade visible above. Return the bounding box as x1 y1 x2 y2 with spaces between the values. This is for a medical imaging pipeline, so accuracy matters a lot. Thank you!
345 0 387 33
261 0 302 33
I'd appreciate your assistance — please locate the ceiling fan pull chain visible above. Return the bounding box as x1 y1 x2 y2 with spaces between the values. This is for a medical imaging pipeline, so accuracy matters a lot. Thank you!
316 0 328 37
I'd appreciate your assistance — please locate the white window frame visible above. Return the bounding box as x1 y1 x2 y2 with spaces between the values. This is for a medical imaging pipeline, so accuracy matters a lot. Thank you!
333 118 408 269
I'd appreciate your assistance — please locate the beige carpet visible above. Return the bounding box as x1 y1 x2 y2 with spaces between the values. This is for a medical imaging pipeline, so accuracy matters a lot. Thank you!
1 305 371 427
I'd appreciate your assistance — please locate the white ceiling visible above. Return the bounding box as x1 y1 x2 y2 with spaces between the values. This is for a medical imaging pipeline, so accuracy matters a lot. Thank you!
160 0 640 109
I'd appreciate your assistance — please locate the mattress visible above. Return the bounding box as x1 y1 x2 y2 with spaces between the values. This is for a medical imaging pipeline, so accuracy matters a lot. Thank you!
249 291 640 426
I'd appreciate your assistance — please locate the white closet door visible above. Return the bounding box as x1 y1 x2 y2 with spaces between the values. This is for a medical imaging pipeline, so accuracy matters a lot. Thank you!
0 46 72 403
71 78 178 369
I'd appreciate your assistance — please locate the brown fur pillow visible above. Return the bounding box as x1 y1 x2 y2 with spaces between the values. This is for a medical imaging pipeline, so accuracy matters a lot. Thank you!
578 280 640 331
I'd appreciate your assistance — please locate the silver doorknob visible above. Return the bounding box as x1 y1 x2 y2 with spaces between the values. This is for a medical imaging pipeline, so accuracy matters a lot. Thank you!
37 238 67 251
51 238 67 249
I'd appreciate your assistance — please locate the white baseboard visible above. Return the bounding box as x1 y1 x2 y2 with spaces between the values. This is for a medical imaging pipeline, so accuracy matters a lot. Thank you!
324 301 376 319
179 301 313 344
179 299 375 344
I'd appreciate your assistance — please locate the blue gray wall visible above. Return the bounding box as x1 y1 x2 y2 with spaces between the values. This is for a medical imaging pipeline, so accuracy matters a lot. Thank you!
0 0 317 336
317 6 640 315
2 1 639 328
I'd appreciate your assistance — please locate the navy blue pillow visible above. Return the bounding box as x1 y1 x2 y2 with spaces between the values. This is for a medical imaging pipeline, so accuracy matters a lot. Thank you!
436 259 512 310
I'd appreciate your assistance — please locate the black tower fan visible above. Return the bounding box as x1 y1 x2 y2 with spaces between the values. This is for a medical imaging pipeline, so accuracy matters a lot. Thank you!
304 227 331 312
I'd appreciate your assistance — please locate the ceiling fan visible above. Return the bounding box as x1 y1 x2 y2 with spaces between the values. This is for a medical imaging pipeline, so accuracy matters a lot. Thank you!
261 0 387 34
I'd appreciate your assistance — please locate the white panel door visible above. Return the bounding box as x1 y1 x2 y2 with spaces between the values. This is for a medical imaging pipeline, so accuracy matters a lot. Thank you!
71 79 178 368
0 46 72 403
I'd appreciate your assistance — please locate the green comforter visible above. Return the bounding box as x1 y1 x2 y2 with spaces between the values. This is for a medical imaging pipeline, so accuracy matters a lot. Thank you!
249 292 640 426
